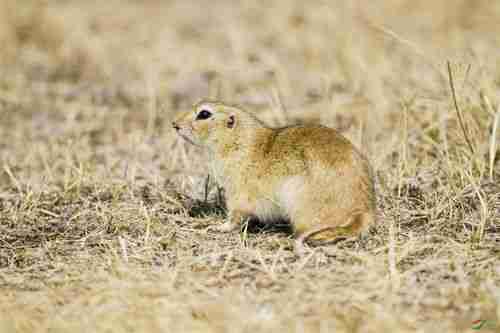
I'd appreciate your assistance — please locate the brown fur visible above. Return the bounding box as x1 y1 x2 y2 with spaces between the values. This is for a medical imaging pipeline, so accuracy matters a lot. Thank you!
172 100 376 250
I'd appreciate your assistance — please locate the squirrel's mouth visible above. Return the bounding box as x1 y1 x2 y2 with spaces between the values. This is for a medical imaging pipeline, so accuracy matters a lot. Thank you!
176 131 202 147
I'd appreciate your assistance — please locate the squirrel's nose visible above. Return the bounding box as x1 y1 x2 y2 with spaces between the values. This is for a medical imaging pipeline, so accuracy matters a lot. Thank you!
172 122 180 131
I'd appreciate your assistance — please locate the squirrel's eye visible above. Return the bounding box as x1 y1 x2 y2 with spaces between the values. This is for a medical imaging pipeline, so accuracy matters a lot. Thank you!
196 110 212 120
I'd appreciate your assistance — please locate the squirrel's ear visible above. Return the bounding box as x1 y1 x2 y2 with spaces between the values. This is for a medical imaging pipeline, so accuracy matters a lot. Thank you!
227 115 236 128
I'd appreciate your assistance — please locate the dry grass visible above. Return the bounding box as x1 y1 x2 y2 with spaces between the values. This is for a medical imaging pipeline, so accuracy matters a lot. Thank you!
0 0 499 332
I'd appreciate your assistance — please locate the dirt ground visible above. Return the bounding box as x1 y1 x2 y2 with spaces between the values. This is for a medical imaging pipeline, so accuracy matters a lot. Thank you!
0 1 499 332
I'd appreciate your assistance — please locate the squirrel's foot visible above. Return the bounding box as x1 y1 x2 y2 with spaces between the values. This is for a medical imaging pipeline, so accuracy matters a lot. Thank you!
294 238 312 256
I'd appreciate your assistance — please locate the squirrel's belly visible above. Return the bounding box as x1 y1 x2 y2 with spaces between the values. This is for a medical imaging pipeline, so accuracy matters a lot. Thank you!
277 176 305 216
254 198 283 222
252 175 305 222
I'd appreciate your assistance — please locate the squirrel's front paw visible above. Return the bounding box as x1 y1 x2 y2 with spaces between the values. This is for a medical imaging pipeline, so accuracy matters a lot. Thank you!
207 221 239 233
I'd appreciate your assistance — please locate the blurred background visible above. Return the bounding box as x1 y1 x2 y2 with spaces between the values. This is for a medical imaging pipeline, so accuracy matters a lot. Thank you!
0 0 499 190
1 3 500 331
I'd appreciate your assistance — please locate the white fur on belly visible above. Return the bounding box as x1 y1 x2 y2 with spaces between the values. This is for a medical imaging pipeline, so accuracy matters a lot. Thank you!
253 176 305 222
254 198 282 222
277 176 305 219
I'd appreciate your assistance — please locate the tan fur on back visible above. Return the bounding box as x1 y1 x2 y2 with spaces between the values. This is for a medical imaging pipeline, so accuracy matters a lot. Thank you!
172 100 377 246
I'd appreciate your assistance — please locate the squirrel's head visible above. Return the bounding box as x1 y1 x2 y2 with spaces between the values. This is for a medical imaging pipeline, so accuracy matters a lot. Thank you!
172 100 263 150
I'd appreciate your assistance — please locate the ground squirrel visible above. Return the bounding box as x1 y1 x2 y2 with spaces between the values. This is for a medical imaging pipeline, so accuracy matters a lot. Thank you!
172 100 376 251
